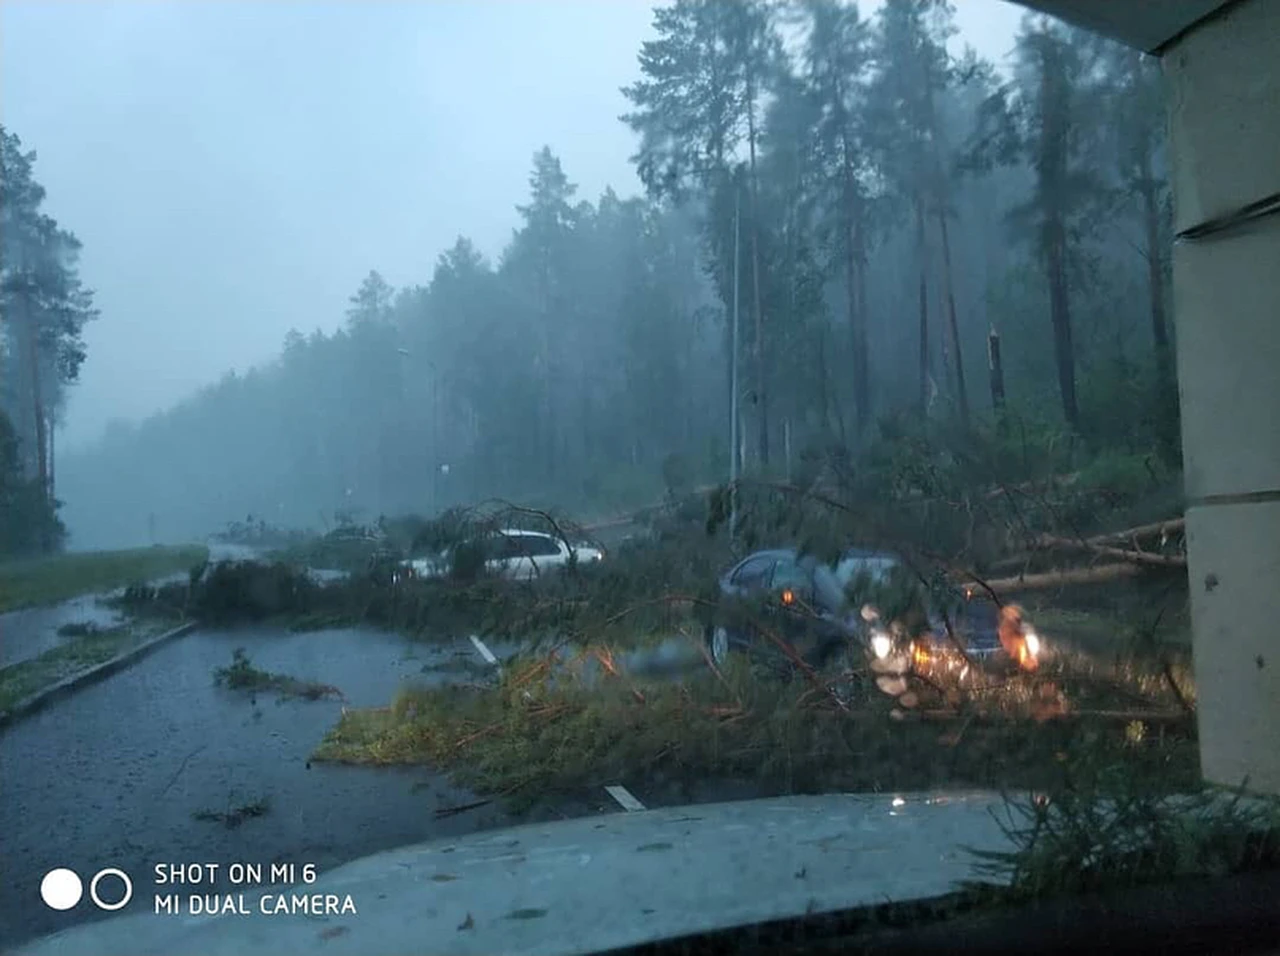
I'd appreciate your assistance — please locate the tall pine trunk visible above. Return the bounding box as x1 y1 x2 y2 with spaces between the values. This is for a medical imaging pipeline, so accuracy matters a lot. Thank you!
923 80 968 426
1045 214 1078 428
747 81 769 469
1037 37 1078 431
838 117 871 437
24 298 50 502
854 235 868 432
1140 174 1172 395
846 211 870 436
843 223 861 429
935 210 970 425
915 197 931 413
47 410 56 499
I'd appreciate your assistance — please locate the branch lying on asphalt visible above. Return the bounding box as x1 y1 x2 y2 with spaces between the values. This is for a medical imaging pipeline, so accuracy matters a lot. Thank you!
434 799 491 818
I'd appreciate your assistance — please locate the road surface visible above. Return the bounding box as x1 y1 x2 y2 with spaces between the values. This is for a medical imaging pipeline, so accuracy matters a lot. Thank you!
0 623 511 950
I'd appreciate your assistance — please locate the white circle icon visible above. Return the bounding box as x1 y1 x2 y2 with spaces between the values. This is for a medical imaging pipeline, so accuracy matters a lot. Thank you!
90 868 133 911
40 869 84 910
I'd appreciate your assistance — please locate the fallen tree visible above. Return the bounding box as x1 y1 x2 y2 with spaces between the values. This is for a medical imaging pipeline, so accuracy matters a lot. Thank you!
963 563 1142 595
992 518 1186 573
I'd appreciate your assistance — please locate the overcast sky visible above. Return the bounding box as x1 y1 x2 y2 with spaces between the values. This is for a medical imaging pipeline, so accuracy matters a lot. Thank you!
1 0 1024 452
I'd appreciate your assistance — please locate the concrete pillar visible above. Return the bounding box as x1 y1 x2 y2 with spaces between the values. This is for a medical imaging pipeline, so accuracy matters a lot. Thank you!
1163 0 1280 794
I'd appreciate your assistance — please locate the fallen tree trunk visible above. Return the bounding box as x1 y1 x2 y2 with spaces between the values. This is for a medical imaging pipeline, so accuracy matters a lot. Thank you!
991 517 1186 572
965 562 1144 593
912 707 1192 724
1085 517 1184 547
1033 534 1187 568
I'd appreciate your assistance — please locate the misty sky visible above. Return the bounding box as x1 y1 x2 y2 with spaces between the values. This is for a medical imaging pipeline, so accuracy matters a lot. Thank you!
1 0 1023 452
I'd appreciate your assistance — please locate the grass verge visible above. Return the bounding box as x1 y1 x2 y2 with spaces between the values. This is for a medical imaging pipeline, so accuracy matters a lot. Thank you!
0 544 210 613
0 618 177 713
313 642 1200 814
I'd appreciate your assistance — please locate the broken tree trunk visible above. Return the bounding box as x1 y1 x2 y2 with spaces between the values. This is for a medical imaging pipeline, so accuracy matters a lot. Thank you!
987 326 1006 415
915 197 930 414
1032 534 1187 569
967 562 1144 594
991 518 1186 572
1082 518 1184 547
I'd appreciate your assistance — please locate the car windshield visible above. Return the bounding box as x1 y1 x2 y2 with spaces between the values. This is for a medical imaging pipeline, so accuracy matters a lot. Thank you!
811 562 848 613
3 0 1264 953
834 554 900 588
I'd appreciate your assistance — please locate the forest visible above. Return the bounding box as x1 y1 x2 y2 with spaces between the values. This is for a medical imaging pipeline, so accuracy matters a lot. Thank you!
6 0 1177 551
0 127 97 556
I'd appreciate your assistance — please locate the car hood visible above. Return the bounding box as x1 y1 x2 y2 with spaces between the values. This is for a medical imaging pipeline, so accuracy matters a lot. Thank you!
13 791 1012 956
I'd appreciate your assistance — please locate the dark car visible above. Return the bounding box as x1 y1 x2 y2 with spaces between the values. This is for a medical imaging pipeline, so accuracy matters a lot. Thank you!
704 549 865 672
834 549 1043 676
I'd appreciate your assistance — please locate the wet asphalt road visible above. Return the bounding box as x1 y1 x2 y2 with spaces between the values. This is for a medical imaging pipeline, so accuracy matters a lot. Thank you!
0 597 127 669
0 624 516 951
0 537 247 670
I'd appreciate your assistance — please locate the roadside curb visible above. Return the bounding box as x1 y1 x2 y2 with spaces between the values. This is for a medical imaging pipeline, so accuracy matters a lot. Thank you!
0 621 199 732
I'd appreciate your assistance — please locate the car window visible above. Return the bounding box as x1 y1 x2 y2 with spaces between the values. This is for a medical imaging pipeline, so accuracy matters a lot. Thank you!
517 534 562 558
835 554 899 587
769 559 813 593
811 564 848 613
730 555 775 589
485 536 521 561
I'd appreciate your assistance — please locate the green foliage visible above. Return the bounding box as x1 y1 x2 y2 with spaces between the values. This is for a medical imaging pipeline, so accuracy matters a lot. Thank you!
1 126 98 518
843 562 932 632
969 756 1280 902
314 646 1199 816
121 560 320 625
0 542 208 612
1077 356 1179 461
213 647 342 701
0 409 65 557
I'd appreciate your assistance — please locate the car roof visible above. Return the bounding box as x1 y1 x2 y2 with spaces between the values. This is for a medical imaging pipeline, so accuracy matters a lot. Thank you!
841 548 899 562
494 528 553 537
737 548 797 564
735 548 840 571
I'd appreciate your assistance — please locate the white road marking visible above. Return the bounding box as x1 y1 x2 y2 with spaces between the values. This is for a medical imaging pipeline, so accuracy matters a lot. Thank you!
469 635 499 666
605 785 645 812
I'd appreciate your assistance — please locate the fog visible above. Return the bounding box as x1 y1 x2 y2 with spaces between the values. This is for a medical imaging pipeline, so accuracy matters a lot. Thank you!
2 0 1172 553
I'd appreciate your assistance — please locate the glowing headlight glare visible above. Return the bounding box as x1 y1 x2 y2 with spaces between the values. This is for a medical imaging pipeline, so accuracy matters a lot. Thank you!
871 631 892 660
1024 630 1041 656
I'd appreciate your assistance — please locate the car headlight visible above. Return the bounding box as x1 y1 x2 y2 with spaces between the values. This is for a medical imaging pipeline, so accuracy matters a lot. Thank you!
871 630 892 660
1024 629 1041 657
